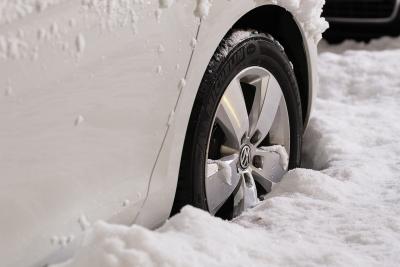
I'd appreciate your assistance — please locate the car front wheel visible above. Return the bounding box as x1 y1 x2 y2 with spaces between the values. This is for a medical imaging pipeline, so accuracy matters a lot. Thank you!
173 30 303 219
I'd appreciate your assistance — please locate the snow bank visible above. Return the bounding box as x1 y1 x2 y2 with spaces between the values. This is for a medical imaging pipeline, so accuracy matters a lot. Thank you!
319 37 400 54
54 37 400 267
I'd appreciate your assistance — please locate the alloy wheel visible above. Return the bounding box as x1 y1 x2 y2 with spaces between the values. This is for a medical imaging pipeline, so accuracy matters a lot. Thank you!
205 66 291 217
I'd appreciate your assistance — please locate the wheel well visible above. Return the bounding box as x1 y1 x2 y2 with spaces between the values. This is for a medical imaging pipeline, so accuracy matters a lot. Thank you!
233 5 310 124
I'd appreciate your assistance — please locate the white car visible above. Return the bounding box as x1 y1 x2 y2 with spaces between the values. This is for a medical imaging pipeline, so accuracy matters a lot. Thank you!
0 1 324 266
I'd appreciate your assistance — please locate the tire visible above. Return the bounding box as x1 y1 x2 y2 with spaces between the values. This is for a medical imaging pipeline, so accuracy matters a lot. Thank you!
172 30 303 219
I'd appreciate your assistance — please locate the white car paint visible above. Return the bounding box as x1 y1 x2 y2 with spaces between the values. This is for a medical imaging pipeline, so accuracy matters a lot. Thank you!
0 1 320 267
0 1 198 267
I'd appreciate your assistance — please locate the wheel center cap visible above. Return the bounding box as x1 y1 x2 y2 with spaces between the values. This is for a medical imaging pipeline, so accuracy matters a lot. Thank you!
239 144 251 170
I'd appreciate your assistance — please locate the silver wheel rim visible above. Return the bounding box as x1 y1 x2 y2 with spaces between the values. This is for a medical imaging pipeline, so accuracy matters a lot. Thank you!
205 66 291 217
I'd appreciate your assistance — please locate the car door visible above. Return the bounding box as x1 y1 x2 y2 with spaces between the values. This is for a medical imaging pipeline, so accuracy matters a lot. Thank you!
0 1 198 266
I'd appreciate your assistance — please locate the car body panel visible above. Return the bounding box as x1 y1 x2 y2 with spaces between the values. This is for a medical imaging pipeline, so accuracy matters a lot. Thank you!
0 1 198 267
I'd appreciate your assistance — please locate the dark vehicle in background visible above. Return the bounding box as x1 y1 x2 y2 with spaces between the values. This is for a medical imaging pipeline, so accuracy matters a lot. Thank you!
323 0 400 43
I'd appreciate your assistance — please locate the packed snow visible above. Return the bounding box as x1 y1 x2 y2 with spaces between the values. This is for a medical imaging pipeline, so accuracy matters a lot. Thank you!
52 37 400 267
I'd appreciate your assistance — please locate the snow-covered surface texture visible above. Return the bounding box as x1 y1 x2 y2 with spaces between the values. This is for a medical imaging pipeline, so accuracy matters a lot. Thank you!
318 36 400 53
0 0 64 25
54 37 400 267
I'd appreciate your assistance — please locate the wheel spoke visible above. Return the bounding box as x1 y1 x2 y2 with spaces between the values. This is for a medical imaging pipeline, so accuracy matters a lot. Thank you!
206 154 241 215
233 171 258 217
249 75 282 146
251 145 288 192
216 79 249 149
220 144 239 156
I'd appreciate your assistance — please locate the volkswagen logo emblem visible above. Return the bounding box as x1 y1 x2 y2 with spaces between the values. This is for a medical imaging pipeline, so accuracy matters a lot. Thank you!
239 144 251 170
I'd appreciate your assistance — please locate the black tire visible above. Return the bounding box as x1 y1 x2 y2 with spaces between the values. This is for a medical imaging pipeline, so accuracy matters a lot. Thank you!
171 30 303 217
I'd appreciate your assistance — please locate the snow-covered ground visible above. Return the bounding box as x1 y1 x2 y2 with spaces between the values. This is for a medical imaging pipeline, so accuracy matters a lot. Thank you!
55 38 400 267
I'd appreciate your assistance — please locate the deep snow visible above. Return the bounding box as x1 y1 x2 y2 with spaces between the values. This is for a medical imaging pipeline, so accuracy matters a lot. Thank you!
54 37 400 267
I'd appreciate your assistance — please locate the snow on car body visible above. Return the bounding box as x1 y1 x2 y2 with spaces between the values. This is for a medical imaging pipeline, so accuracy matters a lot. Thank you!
0 1 326 266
